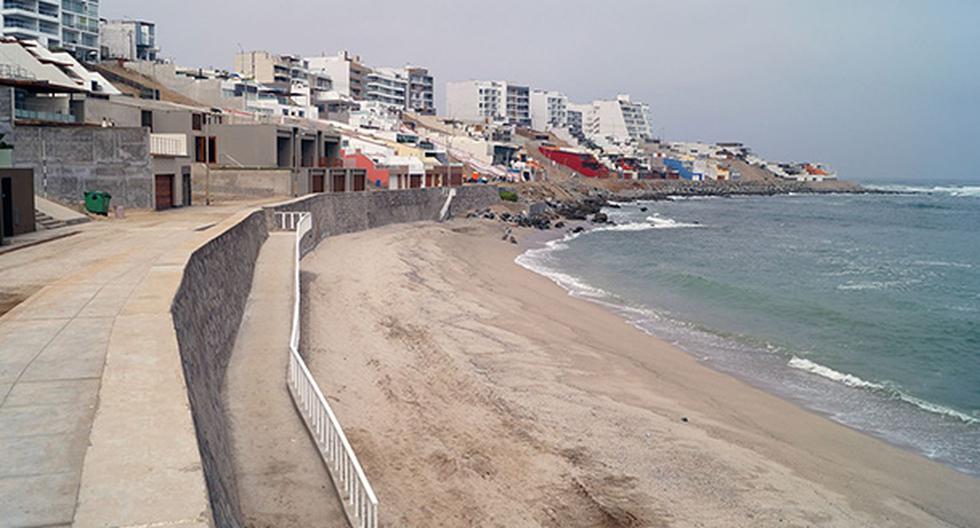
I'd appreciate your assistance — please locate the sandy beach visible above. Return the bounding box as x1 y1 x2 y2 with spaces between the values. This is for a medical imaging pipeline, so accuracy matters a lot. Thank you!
301 219 980 527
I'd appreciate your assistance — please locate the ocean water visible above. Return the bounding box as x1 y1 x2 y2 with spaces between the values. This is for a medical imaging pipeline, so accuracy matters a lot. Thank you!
517 185 980 475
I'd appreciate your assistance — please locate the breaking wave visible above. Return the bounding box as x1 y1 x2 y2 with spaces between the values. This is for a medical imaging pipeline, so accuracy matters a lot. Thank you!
788 357 980 424
868 184 980 198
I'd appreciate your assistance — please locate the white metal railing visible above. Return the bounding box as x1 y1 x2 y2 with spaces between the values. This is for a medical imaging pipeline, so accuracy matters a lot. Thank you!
149 133 188 157
277 211 380 528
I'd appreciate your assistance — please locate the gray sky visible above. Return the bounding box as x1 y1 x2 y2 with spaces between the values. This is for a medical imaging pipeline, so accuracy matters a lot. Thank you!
103 0 979 183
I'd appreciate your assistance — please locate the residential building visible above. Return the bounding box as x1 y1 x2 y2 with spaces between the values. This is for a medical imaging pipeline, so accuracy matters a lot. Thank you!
586 94 652 145
1 0 99 60
565 103 588 141
306 51 369 100
233 51 326 119
447 80 530 126
505 84 530 127
446 80 504 123
364 67 406 109
100 19 158 61
530 90 568 131
404 66 434 115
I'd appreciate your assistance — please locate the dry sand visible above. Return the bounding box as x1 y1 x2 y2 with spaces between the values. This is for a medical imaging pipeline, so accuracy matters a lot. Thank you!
301 219 980 528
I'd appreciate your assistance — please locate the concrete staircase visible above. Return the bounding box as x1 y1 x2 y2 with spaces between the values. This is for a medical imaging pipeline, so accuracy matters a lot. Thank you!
35 209 69 230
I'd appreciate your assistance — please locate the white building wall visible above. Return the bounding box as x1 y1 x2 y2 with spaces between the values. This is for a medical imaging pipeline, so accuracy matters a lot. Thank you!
308 55 351 97
530 90 568 131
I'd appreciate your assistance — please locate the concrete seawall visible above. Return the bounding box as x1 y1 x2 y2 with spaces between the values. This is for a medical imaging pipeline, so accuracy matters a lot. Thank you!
171 211 269 527
167 186 499 526
271 185 501 253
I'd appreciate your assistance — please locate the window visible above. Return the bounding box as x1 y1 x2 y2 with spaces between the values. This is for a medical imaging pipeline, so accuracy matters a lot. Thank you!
194 136 217 163
192 113 203 131
141 110 153 131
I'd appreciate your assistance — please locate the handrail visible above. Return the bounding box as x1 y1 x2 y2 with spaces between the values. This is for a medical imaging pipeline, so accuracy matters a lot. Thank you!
275 211 380 528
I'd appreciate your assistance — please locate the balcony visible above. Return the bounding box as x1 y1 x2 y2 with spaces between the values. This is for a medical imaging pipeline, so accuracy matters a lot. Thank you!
150 133 188 157
15 108 77 123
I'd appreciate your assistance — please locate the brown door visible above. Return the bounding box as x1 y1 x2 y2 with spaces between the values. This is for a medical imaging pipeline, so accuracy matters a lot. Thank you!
353 173 366 192
155 174 174 210
332 172 346 192
410 174 422 188
312 173 325 193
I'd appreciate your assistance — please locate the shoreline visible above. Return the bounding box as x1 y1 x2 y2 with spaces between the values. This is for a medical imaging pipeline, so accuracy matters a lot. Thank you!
302 219 980 527
514 219 980 477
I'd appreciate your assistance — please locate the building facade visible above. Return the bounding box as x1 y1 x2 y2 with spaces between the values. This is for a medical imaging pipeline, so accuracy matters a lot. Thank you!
530 90 568 131
586 94 652 145
364 67 407 109
100 19 158 61
1 0 99 60
306 51 369 100
446 80 529 126
404 66 434 115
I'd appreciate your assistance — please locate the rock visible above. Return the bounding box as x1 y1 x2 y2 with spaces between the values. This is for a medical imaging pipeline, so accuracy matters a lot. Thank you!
509 236 518 244
681 417 689 423
554 221 565 229
639 207 648 212
592 212 609 224
572 226 585 234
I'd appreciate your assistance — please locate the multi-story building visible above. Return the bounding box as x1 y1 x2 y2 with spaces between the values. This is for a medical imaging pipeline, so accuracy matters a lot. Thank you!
585 94 652 145
234 51 330 119
566 103 588 141
364 67 407 109
306 51 369 100
1 0 99 60
404 66 434 115
446 80 529 126
100 19 158 61
530 90 568 131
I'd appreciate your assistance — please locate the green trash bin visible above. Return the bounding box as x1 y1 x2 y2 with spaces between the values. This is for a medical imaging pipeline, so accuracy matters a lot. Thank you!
84 191 112 215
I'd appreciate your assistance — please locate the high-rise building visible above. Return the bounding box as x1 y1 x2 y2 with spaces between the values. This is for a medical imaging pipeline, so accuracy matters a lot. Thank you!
306 51 370 100
0 0 99 60
100 19 158 61
530 90 568 131
364 67 407 108
404 66 434 115
446 80 530 126
585 95 652 145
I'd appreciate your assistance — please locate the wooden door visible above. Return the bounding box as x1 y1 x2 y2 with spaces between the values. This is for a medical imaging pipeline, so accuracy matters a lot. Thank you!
155 174 174 210
312 173 325 193
332 172 346 192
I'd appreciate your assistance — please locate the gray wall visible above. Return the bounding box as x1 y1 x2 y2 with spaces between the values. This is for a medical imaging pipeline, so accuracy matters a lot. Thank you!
168 186 498 526
212 124 278 167
12 126 154 208
270 185 501 254
171 210 269 528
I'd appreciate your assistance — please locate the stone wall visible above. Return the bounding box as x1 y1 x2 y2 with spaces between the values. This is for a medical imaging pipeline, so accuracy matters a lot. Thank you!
195 168 294 200
11 126 154 208
171 210 269 528
270 185 500 254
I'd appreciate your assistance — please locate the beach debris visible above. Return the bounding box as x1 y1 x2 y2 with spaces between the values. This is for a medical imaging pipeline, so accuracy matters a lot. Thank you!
554 221 566 229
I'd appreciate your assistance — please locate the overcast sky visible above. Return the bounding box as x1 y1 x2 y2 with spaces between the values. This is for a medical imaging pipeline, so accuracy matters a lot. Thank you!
102 0 979 183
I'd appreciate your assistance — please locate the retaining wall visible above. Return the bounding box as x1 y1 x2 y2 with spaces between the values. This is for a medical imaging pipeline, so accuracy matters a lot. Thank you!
270 185 500 253
171 210 269 528
170 186 498 526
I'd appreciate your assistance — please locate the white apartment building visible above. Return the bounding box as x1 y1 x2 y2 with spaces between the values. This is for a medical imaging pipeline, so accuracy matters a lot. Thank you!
364 67 407 109
1 0 99 60
530 90 568 131
100 19 158 61
585 94 652 145
306 51 370 100
446 80 530 126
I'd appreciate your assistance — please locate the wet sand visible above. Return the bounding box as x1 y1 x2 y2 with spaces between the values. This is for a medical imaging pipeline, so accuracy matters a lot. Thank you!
302 219 980 527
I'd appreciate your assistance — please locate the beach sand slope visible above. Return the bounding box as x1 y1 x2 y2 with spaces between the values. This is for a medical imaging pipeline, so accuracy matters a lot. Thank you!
302 220 980 528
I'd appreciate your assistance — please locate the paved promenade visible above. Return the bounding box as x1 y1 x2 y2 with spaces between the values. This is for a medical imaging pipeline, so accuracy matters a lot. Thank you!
0 204 257 526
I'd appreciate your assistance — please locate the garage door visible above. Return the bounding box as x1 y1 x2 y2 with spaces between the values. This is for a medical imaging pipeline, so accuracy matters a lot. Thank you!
155 174 174 210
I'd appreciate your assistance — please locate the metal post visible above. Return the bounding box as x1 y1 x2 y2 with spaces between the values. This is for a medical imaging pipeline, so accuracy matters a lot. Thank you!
204 112 211 205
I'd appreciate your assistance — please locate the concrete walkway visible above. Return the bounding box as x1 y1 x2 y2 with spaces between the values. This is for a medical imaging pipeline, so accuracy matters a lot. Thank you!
0 203 262 527
225 233 347 527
